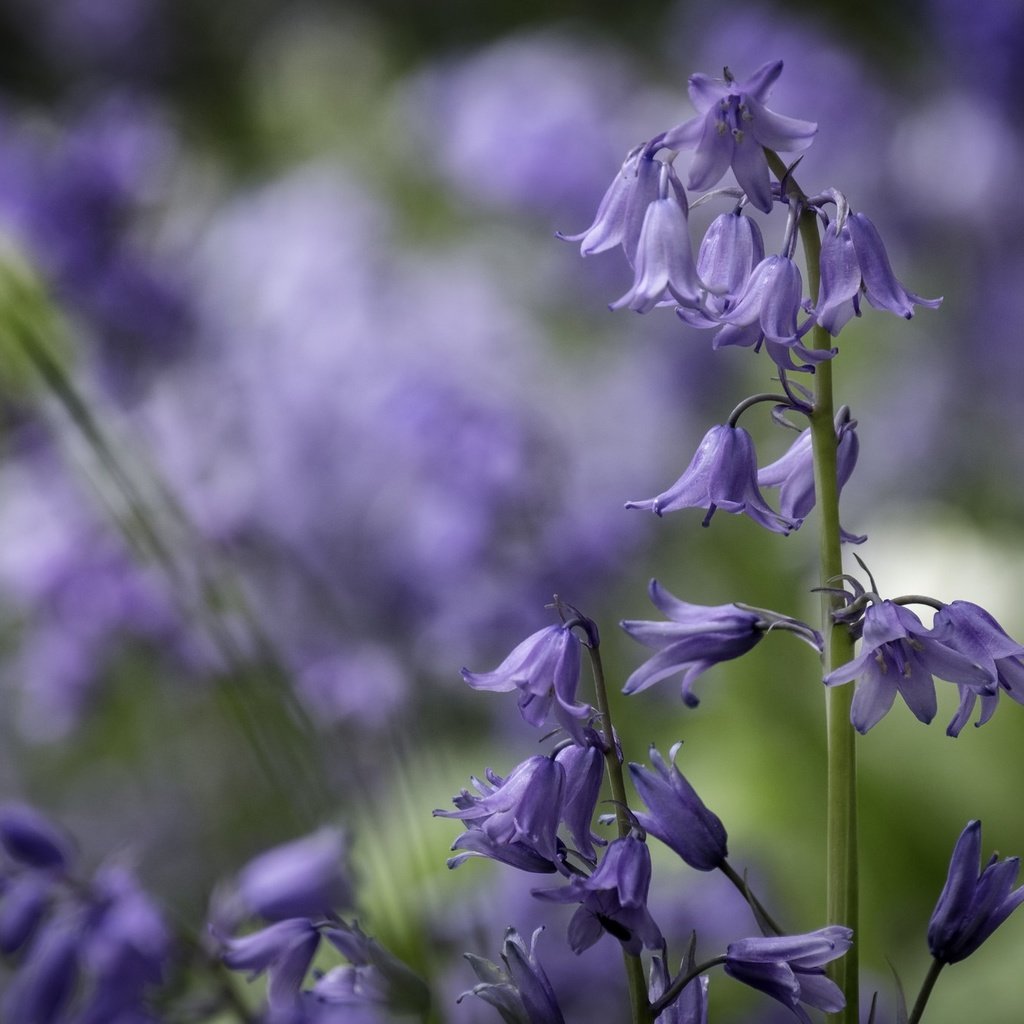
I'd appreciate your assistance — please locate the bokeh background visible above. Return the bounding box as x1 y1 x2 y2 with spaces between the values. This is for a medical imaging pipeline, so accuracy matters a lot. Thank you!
1 0 1023 1019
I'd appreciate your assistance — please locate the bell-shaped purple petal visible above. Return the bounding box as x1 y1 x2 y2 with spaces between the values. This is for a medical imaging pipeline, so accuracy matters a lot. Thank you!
625 424 795 535
696 212 765 299
720 256 807 345
824 601 994 733
555 735 606 863
0 874 51 955
1 914 80 1024
0 803 76 873
928 820 1024 964
629 742 728 871
816 220 862 335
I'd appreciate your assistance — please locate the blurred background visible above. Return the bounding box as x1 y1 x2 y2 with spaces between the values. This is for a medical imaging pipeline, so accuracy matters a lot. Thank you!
1 0 1023 1019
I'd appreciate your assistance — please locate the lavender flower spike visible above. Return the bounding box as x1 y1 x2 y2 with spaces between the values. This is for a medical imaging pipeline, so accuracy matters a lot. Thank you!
817 211 942 335
629 742 728 871
462 624 593 742
621 579 821 706
931 600 1024 736
533 835 663 956
928 820 1024 964
724 926 851 1024
625 424 796 535
660 61 817 213
823 600 994 733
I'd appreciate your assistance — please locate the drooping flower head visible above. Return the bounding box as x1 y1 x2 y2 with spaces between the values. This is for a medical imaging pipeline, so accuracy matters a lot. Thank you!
817 211 942 335
629 743 728 871
928 820 1024 964
621 579 821 706
625 424 796 535
930 600 1024 736
823 600 994 733
661 61 817 213
724 926 851 1024
461 624 594 742
533 836 663 956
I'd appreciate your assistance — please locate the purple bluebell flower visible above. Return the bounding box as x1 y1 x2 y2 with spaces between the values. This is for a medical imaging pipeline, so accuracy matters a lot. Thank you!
533 835 663 956
436 755 567 873
1 912 81 1023
221 918 321 1013
462 625 593 742
929 820 1024 965
756 407 865 543
931 601 1024 736
554 733 607 863
234 827 351 923
610 163 704 313
0 803 75 873
724 927 851 1023
621 579 821 706
461 926 566 1024
817 212 942 335
0 874 51 955
624 424 795 534
650 949 708 1024
823 600 994 733
661 61 817 213
694 211 765 301
559 148 662 265
629 743 728 871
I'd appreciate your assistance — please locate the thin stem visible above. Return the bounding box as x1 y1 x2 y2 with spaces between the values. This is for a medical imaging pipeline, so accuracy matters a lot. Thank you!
648 954 727 1019
768 149 859 1024
719 859 785 936
907 958 944 1024
585 643 652 1024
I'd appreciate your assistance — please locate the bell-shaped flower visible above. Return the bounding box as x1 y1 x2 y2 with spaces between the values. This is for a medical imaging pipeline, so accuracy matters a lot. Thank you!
533 835 663 956
816 212 942 335
1 912 80 1024
436 755 567 873
756 407 865 543
823 600 994 733
233 827 351 923
930 600 1024 736
695 211 765 302
724 926 851 1024
650 949 709 1024
661 61 817 213
629 743 728 871
928 820 1024 965
461 624 593 742
461 926 566 1024
610 166 703 313
621 579 820 706
220 917 320 1013
0 874 51 955
0 803 76 873
558 147 661 265
625 424 796 535
554 733 606 863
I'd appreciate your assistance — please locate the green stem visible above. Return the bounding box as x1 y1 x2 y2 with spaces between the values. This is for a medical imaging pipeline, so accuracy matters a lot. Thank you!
719 858 785 936
585 643 652 1024
768 150 859 1024
907 958 944 1024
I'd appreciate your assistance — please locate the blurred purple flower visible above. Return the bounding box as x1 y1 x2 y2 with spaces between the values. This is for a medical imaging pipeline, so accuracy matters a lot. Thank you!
928 820 1024 964
930 601 1024 736
1 912 80 1023
0 874 51 955
824 600 994 733
625 424 795 535
724 927 851 1023
817 212 942 335
0 802 76 872
661 61 816 213
629 743 728 871
534 835 663 956
221 918 321 1013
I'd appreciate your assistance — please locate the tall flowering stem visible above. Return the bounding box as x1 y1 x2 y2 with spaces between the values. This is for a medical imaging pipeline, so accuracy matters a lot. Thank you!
583 637 652 1024
770 150 859 1023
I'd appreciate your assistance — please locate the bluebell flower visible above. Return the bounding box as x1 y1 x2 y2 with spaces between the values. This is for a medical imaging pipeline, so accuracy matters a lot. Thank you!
0 874 51 954
1 911 80 1023
660 61 817 213
650 951 708 1024
693 211 765 302
931 601 1024 736
823 600 994 733
610 163 703 313
462 625 593 742
436 755 567 873
817 212 942 335
629 743 728 871
533 836 663 956
756 407 865 543
928 820 1024 964
0 802 76 872
625 424 796 535
621 579 821 706
724 927 851 1024
461 926 566 1024
554 733 607 863
559 148 662 265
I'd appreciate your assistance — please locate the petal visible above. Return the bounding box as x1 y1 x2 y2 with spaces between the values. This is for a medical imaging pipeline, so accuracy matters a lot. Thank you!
897 658 939 724
730 130 772 213
686 112 734 192
817 223 862 336
686 74 730 114
737 60 784 102
848 668 897 733
744 94 817 152
929 820 982 958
